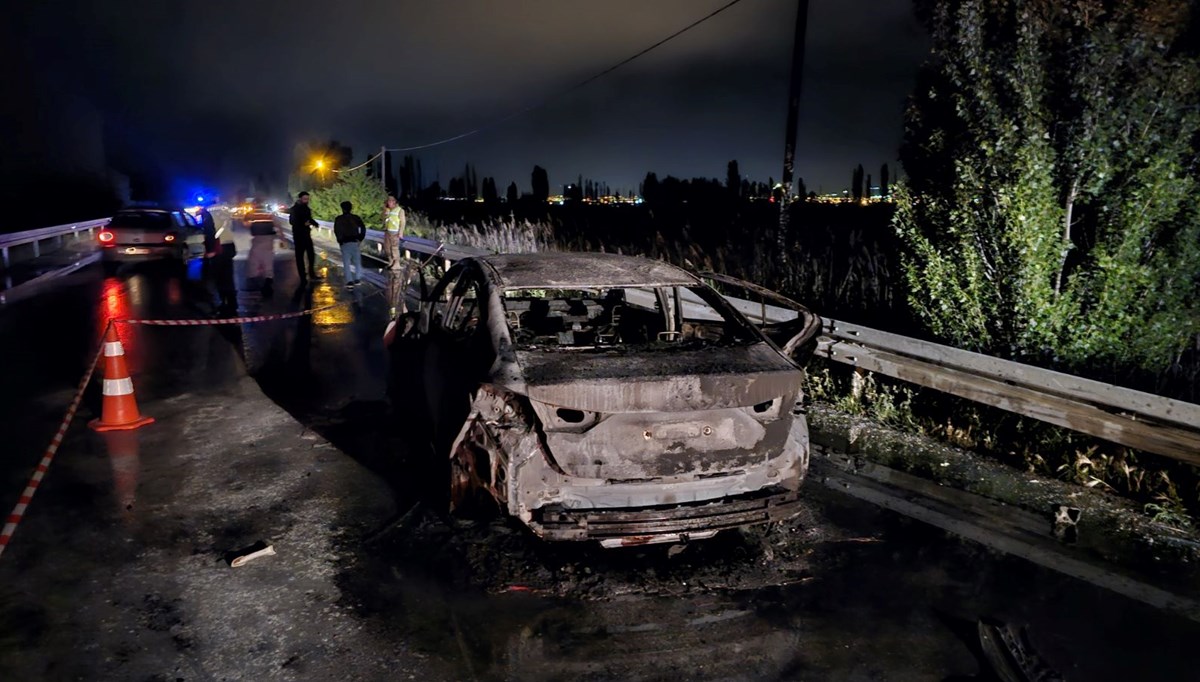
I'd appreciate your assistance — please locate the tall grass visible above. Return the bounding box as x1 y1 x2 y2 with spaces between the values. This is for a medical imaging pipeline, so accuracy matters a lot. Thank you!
410 213 555 255
408 200 902 325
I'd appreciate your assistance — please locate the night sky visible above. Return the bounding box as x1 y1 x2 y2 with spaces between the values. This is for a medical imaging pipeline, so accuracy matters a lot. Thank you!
5 0 929 198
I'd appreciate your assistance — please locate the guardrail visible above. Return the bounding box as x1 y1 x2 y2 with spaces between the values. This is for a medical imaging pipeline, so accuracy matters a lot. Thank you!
816 319 1200 466
684 273 1200 465
275 211 1200 465
0 218 109 271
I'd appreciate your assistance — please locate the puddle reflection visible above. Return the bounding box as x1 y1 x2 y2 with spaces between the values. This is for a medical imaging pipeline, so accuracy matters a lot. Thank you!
98 429 141 524
98 277 143 374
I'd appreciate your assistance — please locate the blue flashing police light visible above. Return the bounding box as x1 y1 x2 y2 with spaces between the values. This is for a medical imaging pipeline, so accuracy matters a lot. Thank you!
196 195 205 203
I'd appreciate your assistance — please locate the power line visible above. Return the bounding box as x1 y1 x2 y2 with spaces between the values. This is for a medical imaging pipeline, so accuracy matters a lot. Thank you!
332 150 384 174
385 0 748 153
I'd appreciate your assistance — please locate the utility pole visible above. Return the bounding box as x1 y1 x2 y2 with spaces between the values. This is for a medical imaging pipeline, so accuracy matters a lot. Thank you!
380 145 387 193
777 0 809 275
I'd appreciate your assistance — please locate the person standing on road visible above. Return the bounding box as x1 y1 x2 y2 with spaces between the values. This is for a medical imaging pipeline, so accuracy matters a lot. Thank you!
289 191 320 284
382 194 410 317
382 193 406 271
200 207 237 314
247 214 279 296
333 200 366 288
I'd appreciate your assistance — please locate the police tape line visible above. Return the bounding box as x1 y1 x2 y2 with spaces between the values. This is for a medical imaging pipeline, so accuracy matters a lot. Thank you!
116 288 383 326
120 304 340 326
0 287 388 559
0 322 110 559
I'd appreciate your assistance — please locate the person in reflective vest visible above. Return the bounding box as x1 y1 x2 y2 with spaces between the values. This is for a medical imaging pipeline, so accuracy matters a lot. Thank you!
382 193 405 271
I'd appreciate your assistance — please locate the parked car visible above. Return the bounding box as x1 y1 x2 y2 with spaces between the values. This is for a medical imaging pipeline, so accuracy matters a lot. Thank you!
242 204 276 224
387 252 822 548
97 207 206 271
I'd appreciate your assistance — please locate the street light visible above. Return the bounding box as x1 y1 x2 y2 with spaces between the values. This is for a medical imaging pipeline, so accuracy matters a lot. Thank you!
309 157 330 183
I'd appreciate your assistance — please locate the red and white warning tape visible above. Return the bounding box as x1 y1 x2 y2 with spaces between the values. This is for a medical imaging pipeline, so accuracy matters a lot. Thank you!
0 322 109 558
122 305 337 326
119 291 380 326
0 289 386 559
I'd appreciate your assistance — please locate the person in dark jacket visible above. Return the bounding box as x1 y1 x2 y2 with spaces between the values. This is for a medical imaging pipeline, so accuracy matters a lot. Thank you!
289 191 319 283
199 207 237 314
333 200 366 287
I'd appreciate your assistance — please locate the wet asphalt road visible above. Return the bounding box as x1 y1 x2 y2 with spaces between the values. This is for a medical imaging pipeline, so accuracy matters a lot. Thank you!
0 222 1199 680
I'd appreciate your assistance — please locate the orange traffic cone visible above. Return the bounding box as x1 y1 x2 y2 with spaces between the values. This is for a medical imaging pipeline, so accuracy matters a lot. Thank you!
89 326 154 431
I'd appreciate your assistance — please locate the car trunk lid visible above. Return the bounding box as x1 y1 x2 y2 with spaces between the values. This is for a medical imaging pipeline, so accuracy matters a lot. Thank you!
516 343 801 481
516 342 801 413
108 213 176 246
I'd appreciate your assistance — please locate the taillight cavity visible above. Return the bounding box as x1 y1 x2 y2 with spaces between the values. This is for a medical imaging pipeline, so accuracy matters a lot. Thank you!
530 400 603 433
747 397 784 421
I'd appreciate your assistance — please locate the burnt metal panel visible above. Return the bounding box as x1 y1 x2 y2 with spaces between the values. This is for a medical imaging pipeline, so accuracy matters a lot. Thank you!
532 490 802 540
518 343 795 383
517 344 802 413
482 252 700 291
544 409 794 480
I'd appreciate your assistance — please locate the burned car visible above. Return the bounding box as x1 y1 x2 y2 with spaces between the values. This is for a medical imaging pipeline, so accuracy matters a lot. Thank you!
388 252 821 547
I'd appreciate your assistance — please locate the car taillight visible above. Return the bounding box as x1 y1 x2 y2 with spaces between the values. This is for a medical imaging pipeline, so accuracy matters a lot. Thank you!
98 230 115 244
164 233 176 242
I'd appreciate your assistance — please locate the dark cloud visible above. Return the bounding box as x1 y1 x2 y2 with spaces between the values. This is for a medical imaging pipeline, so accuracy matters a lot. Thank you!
8 0 929 197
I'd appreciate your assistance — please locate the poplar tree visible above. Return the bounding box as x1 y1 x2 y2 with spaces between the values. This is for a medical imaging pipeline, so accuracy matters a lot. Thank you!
895 0 1200 374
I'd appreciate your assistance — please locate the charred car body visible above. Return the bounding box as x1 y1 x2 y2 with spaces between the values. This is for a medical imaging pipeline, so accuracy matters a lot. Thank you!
388 252 821 547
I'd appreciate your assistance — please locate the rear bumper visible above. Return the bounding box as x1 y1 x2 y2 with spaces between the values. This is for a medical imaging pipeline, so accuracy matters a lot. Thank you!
530 488 802 547
101 245 183 261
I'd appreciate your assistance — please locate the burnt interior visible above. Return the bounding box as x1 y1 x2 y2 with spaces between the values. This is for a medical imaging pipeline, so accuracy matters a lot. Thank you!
503 286 760 351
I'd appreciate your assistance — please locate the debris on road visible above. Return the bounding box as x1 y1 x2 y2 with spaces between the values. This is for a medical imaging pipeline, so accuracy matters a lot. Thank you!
374 501 831 599
228 541 276 567
1053 505 1082 544
977 618 1065 682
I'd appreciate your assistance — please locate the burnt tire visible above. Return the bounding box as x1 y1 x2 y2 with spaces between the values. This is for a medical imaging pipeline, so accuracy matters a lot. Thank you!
449 439 502 521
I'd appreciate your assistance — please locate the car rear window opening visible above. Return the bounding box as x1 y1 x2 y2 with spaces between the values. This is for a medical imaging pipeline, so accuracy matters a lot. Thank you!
109 213 173 230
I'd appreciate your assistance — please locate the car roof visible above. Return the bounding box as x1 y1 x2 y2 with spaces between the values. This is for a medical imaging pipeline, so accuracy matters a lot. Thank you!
478 252 700 290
